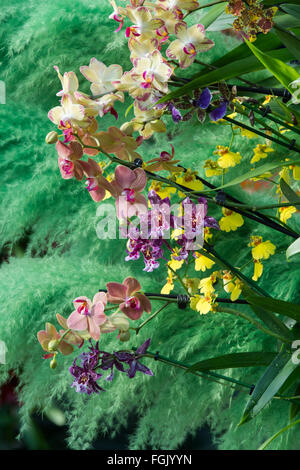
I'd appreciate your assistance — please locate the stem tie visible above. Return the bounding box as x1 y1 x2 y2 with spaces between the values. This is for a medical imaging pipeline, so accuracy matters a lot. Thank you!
177 294 190 309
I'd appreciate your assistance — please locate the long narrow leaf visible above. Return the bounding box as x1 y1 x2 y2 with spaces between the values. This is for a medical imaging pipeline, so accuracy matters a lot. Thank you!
159 48 293 103
186 352 277 372
286 237 300 260
258 418 300 450
200 2 227 29
274 25 300 62
246 294 300 324
240 350 297 424
280 179 300 204
245 39 299 94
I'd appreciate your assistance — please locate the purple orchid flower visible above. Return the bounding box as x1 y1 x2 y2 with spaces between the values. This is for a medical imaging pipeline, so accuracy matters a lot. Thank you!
195 88 212 109
209 101 227 121
168 103 182 123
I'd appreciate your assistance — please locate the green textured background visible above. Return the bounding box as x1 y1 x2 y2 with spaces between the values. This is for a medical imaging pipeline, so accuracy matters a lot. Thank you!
0 0 299 449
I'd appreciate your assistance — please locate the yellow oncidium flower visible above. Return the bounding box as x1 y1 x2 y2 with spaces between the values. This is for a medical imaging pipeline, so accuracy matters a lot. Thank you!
198 271 219 296
175 169 204 198
213 146 242 169
219 207 244 232
203 159 227 178
262 95 271 105
161 269 175 295
252 260 263 282
183 277 199 295
222 271 243 301
168 250 184 271
190 294 217 315
250 144 274 164
194 252 215 272
290 165 300 181
249 236 276 260
204 227 213 242
249 171 273 181
279 206 297 224
148 180 176 199
233 125 257 139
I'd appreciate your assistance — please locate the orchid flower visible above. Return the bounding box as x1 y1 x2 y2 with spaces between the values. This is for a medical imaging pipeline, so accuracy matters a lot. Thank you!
133 50 173 94
67 293 108 341
95 126 142 162
128 37 159 65
120 103 166 139
106 277 151 320
145 144 181 174
166 23 214 69
74 91 124 118
111 165 148 219
54 66 79 97
157 0 199 12
48 94 86 128
80 158 117 202
56 140 84 180
37 323 74 357
125 6 164 40
80 58 123 95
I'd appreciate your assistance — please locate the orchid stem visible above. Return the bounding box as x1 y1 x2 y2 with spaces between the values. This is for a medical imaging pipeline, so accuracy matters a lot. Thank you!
136 302 170 335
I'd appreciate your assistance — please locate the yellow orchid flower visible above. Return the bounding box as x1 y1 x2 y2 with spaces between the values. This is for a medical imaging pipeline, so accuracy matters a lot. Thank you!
250 144 274 164
194 252 215 272
279 206 297 224
249 236 276 260
290 165 300 181
213 146 242 169
168 251 184 271
233 125 257 139
175 169 204 197
203 159 226 178
190 294 215 315
183 277 199 295
252 260 263 281
219 208 244 232
198 271 219 296
161 269 175 294
149 180 176 199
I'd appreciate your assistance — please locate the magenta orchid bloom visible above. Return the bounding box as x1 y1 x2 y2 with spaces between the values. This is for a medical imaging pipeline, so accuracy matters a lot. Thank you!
67 292 107 341
111 165 147 219
56 140 84 180
80 158 117 202
106 277 151 320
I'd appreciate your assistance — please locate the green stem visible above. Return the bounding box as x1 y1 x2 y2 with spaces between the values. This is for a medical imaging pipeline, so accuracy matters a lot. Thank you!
223 116 300 154
216 306 292 344
259 418 300 450
242 102 300 137
135 302 170 335
167 264 190 295
231 202 300 210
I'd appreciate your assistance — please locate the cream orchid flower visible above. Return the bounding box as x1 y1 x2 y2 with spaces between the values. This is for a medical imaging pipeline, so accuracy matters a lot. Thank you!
125 5 164 40
54 66 79 97
128 37 159 65
48 94 86 127
133 50 173 94
80 58 123 95
74 91 124 118
157 0 199 12
121 103 166 139
166 23 214 69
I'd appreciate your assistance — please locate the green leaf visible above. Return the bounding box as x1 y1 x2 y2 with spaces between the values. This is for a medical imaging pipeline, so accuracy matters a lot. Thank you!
287 237 300 260
290 383 300 420
159 48 293 103
274 13 300 29
186 352 277 372
240 350 298 424
246 294 300 323
263 0 300 6
242 284 295 343
200 2 226 29
280 4 300 19
258 418 300 449
244 39 299 94
280 179 300 204
199 152 300 192
274 25 300 62
279 365 300 394
270 99 300 130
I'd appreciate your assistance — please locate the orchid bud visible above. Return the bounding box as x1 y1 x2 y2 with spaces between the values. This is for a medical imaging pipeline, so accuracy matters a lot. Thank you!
50 356 57 369
48 339 60 352
119 330 130 342
45 131 58 144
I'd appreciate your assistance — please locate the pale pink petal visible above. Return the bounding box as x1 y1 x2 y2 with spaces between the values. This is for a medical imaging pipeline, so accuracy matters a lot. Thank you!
115 165 136 189
67 311 88 331
87 317 100 341
131 168 147 191
93 292 107 307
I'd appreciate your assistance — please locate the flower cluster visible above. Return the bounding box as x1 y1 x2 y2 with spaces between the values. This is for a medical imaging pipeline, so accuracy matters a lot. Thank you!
225 0 277 42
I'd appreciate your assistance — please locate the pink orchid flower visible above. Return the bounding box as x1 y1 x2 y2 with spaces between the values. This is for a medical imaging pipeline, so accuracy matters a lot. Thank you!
56 140 84 180
67 292 107 341
111 165 147 219
106 277 151 320
80 158 117 202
